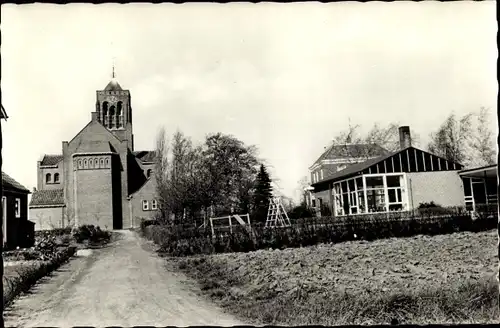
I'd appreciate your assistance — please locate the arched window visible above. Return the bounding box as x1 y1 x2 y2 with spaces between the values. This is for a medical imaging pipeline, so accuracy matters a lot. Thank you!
89 159 93 168
117 102 123 128
105 159 110 167
102 102 109 124
46 173 52 183
96 101 101 121
54 173 60 183
100 159 105 167
147 169 152 178
109 106 115 129
78 160 83 169
84 159 88 169
95 158 99 168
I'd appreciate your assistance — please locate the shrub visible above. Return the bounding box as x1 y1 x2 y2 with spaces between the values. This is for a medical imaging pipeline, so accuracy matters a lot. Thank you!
72 225 111 244
143 206 497 257
3 246 77 307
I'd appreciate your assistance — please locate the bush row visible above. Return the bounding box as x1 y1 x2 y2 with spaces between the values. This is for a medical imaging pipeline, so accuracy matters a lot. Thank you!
3 246 77 307
142 210 498 257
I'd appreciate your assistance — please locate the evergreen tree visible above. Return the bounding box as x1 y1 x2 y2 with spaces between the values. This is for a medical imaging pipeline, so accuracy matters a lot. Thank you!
253 164 273 222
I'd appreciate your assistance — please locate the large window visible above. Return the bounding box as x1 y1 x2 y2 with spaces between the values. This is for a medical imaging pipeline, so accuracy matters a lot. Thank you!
332 173 407 216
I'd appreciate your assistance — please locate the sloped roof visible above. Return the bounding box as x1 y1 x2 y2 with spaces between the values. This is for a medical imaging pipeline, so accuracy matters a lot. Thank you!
133 151 156 163
29 189 64 207
312 143 389 167
2 172 30 193
104 79 123 91
311 146 463 187
40 155 64 166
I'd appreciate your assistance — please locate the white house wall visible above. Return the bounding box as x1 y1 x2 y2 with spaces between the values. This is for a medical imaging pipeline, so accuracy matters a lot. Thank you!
406 171 465 209
30 207 65 231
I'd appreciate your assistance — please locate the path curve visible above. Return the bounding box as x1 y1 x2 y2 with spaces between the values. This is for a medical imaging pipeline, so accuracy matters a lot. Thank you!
4 230 245 327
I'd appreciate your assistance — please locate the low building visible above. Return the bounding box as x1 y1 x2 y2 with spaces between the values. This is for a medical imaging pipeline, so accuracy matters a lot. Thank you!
308 126 465 216
458 164 497 213
2 172 34 249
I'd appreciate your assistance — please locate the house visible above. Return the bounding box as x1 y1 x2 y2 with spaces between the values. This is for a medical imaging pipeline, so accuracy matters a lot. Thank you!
2 172 34 250
29 72 160 231
307 126 466 216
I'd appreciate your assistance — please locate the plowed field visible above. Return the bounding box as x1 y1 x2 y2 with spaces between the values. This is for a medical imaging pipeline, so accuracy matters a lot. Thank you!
173 230 499 325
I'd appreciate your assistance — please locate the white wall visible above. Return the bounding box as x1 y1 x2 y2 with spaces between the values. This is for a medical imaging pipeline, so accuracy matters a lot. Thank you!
30 206 65 231
407 171 465 208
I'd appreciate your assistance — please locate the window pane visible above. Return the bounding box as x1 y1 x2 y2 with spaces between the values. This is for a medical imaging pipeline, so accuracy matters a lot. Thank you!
357 192 365 213
397 189 402 203
388 189 397 203
367 189 385 212
341 181 348 192
386 175 401 187
366 176 384 189
348 179 355 191
356 177 363 188
389 204 403 211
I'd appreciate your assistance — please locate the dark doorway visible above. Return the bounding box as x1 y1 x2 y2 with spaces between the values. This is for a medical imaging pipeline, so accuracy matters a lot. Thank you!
112 155 123 230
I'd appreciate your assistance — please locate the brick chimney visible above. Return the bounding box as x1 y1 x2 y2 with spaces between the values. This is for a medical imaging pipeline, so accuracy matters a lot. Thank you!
399 126 411 149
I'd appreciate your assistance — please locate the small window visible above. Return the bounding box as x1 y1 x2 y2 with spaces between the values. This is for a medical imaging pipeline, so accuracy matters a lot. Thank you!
46 173 52 183
105 159 110 167
15 198 21 218
151 200 158 210
78 160 83 169
142 200 149 211
54 173 60 183
100 159 105 167
147 169 152 178
84 159 88 169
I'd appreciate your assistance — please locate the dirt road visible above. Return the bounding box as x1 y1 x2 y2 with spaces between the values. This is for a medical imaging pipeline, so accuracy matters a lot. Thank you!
4 230 245 327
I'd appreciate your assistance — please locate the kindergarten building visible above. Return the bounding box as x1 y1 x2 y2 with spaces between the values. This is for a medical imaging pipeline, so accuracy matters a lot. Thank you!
29 73 160 230
306 126 497 216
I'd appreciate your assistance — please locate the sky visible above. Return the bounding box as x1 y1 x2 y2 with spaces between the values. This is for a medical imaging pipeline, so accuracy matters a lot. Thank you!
1 2 497 202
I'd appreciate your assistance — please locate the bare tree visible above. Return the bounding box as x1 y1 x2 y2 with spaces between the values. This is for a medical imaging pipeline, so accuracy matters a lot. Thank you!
427 108 495 168
428 112 474 165
469 107 496 167
154 127 172 224
330 120 420 162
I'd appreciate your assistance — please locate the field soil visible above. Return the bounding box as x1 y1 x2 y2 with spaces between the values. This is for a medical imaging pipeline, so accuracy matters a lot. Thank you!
174 230 499 325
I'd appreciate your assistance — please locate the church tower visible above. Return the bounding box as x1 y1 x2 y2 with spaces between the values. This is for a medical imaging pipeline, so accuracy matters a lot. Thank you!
95 67 134 150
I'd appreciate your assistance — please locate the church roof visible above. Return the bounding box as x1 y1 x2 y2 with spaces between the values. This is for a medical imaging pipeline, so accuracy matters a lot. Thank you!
40 154 64 166
104 78 123 91
2 172 30 193
133 151 156 163
29 189 64 207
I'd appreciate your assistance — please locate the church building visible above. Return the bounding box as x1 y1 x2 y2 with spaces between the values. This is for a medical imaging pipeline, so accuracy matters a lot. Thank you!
29 74 159 230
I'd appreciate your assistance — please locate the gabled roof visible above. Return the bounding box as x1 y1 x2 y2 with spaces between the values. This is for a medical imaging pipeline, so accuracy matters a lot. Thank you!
40 155 64 166
133 151 156 163
312 143 389 167
2 172 30 193
68 118 122 148
1 104 8 119
311 146 464 187
29 189 64 207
